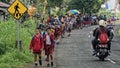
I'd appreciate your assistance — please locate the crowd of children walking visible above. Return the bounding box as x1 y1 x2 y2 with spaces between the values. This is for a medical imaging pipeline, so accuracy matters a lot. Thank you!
29 14 91 67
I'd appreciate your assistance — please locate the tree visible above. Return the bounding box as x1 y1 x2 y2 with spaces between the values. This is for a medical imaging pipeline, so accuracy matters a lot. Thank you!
48 0 64 7
0 0 10 3
68 0 103 13
43 0 64 15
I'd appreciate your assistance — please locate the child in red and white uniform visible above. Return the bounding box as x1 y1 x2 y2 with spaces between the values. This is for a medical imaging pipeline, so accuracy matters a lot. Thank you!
30 28 43 66
44 28 54 67
54 25 61 39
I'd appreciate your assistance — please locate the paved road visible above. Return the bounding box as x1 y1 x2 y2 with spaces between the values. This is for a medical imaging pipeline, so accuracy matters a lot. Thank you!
56 25 120 68
26 25 120 68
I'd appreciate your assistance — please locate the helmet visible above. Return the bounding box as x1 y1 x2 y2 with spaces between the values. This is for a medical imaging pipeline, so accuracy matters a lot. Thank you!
99 20 106 27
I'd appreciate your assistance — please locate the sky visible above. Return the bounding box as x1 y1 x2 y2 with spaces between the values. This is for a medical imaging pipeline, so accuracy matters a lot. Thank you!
107 0 116 10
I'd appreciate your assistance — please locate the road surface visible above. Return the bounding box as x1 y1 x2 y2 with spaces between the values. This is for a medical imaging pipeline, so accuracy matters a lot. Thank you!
26 25 120 68
56 25 120 68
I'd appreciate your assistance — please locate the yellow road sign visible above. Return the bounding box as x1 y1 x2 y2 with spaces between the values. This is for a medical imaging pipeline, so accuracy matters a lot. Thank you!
7 0 27 20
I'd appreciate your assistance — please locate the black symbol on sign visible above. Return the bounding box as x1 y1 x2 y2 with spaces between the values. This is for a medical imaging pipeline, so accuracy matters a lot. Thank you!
13 3 21 18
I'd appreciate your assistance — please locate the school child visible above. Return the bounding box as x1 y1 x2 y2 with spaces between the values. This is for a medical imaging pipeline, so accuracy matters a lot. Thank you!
44 28 54 67
29 28 43 66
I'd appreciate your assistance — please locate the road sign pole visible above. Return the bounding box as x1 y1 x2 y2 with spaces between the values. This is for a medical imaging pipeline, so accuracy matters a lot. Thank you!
17 20 20 52
7 0 27 52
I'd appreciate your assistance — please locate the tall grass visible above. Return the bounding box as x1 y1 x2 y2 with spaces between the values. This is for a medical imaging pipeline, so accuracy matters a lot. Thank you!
0 18 36 68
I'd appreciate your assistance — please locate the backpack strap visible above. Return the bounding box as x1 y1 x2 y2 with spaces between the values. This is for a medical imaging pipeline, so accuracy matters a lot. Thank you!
32 35 35 41
98 28 106 34
98 28 102 33
32 35 42 44
40 35 43 44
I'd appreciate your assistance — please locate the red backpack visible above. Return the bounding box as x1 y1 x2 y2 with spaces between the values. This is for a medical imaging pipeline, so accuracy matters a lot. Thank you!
98 28 108 44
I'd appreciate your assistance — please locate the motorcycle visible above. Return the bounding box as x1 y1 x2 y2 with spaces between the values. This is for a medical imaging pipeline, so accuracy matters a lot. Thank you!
94 44 110 61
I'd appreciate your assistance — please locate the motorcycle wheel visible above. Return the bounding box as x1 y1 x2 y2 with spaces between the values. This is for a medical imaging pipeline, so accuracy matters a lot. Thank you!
99 56 105 61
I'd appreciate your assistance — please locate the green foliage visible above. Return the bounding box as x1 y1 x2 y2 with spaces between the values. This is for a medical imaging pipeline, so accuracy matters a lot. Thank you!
68 0 103 13
99 9 111 18
0 18 35 68
118 29 120 37
58 7 67 16
51 7 67 16
0 0 10 3
48 0 64 7
0 50 33 68
117 11 120 17
0 18 16 54
0 41 5 55
37 3 44 14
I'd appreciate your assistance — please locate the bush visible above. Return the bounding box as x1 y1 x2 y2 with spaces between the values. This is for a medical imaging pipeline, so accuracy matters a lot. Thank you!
0 50 33 68
0 19 16 54
0 18 35 68
0 41 5 55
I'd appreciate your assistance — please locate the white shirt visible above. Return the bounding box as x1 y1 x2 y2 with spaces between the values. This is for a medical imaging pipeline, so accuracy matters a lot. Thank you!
46 34 51 45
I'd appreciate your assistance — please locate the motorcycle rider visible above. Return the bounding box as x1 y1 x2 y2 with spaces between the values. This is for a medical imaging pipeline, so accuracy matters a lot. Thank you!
92 20 112 55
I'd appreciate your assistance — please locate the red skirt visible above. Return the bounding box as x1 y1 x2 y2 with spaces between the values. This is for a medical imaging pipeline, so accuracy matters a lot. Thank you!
33 51 42 55
61 30 65 35
85 21 91 25
45 45 54 55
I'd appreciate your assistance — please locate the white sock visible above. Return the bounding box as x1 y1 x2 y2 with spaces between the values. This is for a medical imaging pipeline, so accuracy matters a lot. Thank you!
47 62 50 64
34 61 37 64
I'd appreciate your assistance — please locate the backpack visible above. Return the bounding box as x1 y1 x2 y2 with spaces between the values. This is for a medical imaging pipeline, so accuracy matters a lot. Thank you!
32 35 42 44
98 28 108 44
